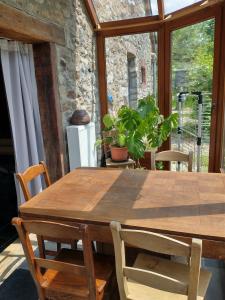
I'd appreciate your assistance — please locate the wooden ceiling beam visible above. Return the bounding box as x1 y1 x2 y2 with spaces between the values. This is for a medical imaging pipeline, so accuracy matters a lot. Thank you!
0 3 65 45
157 0 165 20
84 0 100 29
99 22 161 37
99 15 159 29
96 16 160 37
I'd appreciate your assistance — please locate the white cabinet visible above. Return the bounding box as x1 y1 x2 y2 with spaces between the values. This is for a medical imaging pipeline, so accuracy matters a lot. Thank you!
66 123 97 170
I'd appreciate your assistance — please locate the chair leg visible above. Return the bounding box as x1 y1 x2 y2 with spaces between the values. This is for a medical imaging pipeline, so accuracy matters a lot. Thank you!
71 240 78 250
37 235 45 259
92 241 96 252
37 287 46 300
57 242 61 253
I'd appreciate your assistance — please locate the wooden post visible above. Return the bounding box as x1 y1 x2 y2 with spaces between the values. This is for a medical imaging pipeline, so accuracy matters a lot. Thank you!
33 42 65 182
96 33 108 127
213 2 225 172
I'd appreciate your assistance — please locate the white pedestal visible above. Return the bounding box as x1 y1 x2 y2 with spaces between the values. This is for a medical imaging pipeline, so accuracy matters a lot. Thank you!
66 122 97 171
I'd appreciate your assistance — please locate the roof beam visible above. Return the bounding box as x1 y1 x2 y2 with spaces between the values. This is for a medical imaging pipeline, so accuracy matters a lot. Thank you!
0 3 65 45
96 16 160 37
157 0 165 20
84 0 100 29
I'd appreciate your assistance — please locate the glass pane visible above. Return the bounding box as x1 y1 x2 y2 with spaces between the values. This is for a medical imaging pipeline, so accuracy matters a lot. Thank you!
164 0 202 15
171 19 215 172
105 32 158 114
93 0 158 22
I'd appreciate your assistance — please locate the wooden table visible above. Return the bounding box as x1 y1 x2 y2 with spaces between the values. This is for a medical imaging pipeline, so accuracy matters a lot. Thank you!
20 168 225 259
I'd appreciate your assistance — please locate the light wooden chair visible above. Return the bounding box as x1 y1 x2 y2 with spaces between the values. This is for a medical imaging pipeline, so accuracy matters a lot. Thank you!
220 168 225 173
110 221 211 300
102 130 135 169
16 161 77 258
12 218 114 300
151 150 193 172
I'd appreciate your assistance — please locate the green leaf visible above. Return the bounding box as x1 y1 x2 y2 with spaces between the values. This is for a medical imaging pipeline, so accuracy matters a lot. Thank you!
103 114 114 129
117 134 126 147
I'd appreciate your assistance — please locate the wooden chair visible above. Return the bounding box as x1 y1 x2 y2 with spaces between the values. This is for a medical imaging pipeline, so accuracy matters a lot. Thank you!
102 130 135 169
220 168 225 173
151 150 193 172
12 218 114 300
16 161 51 201
110 221 211 300
16 161 77 258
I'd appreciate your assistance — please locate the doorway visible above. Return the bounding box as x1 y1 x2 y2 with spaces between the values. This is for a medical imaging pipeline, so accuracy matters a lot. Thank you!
0 59 17 251
170 19 215 172
127 53 138 109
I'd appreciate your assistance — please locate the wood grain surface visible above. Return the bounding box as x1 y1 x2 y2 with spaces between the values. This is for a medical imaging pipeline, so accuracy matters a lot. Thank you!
20 168 225 258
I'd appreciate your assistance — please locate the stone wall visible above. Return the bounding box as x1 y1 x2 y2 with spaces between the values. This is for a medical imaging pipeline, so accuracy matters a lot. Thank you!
1 0 156 169
106 33 156 113
93 0 151 22
0 0 100 169
0 0 99 124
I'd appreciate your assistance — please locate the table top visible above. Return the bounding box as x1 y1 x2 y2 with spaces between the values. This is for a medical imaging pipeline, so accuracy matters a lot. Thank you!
20 168 225 241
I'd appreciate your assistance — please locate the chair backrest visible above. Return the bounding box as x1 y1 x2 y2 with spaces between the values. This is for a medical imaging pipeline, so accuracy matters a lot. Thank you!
12 218 96 300
110 221 202 300
151 150 193 172
16 161 51 201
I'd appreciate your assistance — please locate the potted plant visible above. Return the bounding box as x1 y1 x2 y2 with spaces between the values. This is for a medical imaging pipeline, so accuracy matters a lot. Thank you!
96 106 146 162
97 95 178 166
135 95 178 168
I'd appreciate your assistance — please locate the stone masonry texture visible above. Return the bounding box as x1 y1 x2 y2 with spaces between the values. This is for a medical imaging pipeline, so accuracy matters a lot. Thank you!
0 0 156 167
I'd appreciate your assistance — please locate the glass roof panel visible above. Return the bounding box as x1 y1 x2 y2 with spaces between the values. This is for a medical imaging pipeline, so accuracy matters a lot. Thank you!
93 0 158 23
164 0 203 15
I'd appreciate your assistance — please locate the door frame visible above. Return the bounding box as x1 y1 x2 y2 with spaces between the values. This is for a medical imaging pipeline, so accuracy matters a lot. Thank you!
163 5 224 172
0 3 65 181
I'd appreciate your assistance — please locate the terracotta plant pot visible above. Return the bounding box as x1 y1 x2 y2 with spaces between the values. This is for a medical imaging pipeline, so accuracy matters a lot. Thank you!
111 146 128 162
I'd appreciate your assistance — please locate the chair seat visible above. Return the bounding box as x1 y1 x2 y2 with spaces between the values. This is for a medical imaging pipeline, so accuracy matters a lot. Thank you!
106 158 135 168
42 249 114 299
126 253 211 300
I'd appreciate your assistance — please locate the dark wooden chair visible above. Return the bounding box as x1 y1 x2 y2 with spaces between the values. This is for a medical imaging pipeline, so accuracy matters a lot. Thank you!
16 161 77 258
12 218 114 300
102 131 135 169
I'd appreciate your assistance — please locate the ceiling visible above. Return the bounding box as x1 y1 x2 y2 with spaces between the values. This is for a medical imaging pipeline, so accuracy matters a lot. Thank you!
92 0 203 23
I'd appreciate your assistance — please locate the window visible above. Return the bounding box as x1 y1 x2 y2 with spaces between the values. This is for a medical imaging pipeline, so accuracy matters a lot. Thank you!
141 66 146 85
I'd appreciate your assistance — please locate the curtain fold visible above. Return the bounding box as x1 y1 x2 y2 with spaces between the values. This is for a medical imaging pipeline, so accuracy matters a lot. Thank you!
0 40 45 204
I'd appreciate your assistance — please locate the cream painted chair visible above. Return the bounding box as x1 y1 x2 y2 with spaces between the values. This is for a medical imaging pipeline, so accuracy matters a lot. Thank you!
151 150 193 172
110 221 211 300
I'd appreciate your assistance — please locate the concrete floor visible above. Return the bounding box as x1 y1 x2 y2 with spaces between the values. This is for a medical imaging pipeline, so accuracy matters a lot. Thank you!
1 237 225 299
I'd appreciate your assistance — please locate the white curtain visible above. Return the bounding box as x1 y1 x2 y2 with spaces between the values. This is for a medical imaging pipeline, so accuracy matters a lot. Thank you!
0 40 45 205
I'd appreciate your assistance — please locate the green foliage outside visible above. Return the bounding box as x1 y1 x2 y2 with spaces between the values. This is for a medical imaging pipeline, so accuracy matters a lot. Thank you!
172 19 214 128
171 19 214 170
172 19 214 96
